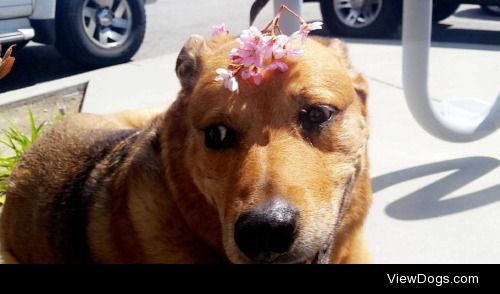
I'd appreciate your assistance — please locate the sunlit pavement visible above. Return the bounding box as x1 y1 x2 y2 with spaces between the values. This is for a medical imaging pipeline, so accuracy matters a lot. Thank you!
347 42 500 263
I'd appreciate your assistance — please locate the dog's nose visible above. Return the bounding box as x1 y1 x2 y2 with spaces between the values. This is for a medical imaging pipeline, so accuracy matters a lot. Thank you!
234 199 298 261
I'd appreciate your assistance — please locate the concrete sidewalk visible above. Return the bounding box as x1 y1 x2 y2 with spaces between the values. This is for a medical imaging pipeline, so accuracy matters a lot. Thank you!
347 40 500 263
2 39 499 263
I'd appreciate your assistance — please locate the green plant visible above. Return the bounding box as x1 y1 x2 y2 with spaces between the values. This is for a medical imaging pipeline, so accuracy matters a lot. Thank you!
0 110 46 205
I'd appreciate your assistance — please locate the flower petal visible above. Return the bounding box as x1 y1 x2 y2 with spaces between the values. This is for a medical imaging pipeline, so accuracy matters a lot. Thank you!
228 77 239 92
252 74 262 85
216 67 231 76
309 22 323 31
275 61 288 72
212 23 229 36
241 69 250 80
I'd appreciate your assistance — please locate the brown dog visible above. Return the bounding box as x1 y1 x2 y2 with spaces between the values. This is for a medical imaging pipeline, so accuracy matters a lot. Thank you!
0 34 371 264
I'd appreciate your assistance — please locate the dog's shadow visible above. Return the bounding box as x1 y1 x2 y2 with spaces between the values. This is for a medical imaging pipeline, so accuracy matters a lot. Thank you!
372 156 500 220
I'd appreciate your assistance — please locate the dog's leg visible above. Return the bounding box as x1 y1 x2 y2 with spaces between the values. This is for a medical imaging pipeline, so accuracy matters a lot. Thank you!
0 214 18 264
0 248 19 264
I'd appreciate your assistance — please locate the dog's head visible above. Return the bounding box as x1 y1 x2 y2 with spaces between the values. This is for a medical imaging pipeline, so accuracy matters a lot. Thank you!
170 34 369 263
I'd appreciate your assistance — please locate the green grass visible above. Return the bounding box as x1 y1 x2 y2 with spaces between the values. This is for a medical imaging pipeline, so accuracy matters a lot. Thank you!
0 110 47 205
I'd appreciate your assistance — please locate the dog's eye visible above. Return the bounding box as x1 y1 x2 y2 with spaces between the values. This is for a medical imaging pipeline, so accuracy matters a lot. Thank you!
299 105 338 130
204 124 235 149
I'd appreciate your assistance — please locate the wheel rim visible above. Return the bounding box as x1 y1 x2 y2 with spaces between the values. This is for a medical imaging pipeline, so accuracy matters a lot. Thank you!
82 0 132 49
333 0 383 28
487 5 500 13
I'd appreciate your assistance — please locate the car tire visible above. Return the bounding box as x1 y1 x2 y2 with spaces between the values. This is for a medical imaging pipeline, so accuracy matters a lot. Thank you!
481 5 500 16
319 0 402 38
432 0 460 22
55 0 146 68
1 41 29 52
13 41 29 50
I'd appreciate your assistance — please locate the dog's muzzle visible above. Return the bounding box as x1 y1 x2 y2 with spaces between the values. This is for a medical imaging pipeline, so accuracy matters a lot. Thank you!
233 163 361 264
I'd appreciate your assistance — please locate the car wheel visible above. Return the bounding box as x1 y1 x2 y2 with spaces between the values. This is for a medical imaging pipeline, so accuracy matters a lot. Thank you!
55 0 146 68
432 0 460 22
481 5 500 16
13 41 30 50
319 0 402 38
1 41 29 51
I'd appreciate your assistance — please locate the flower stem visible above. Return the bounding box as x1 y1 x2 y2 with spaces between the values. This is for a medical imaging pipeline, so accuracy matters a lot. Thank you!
279 4 306 24
261 4 305 37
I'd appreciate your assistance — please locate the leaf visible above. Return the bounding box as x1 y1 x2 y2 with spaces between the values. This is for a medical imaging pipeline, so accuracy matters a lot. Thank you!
0 45 16 80
29 109 37 142
4 44 15 59
0 109 52 204
0 56 15 80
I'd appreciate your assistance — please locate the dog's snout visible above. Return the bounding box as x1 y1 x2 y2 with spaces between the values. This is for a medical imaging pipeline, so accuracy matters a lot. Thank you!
234 199 298 261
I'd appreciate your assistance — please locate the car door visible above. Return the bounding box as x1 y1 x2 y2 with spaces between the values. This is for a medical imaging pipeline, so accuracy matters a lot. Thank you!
0 0 34 20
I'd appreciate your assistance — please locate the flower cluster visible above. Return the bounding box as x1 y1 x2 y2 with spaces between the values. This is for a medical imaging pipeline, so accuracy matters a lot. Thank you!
214 5 322 93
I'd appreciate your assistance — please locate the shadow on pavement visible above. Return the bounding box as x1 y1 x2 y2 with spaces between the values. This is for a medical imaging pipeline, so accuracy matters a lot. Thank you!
372 156 500 220
432 23 500 46
0 44 90 94
454 7 500 21
311 18 500 48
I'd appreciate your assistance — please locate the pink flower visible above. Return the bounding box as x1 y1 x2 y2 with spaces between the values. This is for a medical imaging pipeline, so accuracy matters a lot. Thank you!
271 34 290 59
270 34 303 60
291 21 323 43
221 28 304 89
286 48 304 58
266 60 288 72
241 65 263 85
213 6 316 92
215 68 239 92
231 26 273 69
212 23 228 36
238 26 264 48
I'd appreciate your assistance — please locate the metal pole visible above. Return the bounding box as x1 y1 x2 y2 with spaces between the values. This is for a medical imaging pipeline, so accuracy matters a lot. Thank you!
402 0 500 142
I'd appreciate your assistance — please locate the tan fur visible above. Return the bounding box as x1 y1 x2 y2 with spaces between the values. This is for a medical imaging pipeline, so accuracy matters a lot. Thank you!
0 36 371 264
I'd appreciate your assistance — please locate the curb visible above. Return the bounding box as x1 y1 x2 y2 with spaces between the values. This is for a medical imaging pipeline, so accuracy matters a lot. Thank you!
0 52 181 115
0 83 87 112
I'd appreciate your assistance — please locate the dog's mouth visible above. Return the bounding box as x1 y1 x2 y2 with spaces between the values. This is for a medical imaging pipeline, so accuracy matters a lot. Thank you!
256 251 320 264
271 168 359 265
295 252 324 264
288 234 336 264
269 239 333 264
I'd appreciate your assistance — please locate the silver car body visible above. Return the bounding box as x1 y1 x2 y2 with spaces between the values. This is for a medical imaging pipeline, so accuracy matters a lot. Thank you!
0 0 156 44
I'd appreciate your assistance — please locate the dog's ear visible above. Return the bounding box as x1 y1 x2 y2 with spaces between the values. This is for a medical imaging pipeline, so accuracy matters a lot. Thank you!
324 38 369 104
176 34 208 91
329 39 368 104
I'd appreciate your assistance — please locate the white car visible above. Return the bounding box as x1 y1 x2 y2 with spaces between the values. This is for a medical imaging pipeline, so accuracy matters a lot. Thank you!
0 0 156 67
